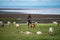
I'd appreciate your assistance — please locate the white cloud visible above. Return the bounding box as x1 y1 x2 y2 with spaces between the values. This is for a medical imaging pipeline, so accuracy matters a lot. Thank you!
0 9 60 15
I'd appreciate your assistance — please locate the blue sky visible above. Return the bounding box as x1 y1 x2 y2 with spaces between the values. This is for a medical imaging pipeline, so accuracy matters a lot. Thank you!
0 0 60 15
0 0 60 8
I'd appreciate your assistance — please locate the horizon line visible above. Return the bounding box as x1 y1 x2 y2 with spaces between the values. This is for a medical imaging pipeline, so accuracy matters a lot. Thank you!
0 8 60 10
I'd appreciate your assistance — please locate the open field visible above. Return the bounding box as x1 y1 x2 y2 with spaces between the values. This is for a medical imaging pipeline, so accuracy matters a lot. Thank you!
0 23 60 40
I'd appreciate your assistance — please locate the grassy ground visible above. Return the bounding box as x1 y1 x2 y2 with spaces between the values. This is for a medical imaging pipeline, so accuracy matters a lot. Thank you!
0 23 60 40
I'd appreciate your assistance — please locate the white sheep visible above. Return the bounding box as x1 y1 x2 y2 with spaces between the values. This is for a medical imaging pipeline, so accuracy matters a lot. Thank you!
53 21 58 25
35 22 37 26
35 22 37 24
0 21 3 25
20 31 26 34
36 31 42 35
0 21 4 27
48 27 53 35
25 31 32 35
13 21 16 25
7 21 11 25
16 23 19 29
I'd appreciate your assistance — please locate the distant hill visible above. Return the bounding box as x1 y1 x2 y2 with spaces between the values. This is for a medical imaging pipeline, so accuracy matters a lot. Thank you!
0 13 60 23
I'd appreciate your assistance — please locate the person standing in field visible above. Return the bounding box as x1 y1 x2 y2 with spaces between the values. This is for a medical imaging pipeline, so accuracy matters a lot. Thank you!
27 14 32 28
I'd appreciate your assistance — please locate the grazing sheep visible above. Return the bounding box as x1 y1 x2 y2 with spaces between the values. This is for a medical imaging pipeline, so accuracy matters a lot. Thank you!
13 21 16 25
25 31 32 35
35 22 37 25
35 22 37 27
16 23 19 30
0 21 4 27
0 21 3 25
48 27 53 35
36 31 42 35
20 31 26 34
7 21 11 25
53 21 58 25
30 23 36 29
21 31 32 35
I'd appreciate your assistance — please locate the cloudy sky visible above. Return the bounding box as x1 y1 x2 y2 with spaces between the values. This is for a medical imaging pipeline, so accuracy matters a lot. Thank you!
0 0 60 15
0 0 60 8
0 9 60 15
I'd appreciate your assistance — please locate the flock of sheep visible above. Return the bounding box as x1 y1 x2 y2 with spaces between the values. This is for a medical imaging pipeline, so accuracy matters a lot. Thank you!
0 21 59 35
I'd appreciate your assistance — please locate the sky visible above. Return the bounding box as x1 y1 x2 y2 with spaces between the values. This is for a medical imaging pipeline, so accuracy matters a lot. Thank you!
0 0 60 15
0 9 60 15
0 0 60 8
